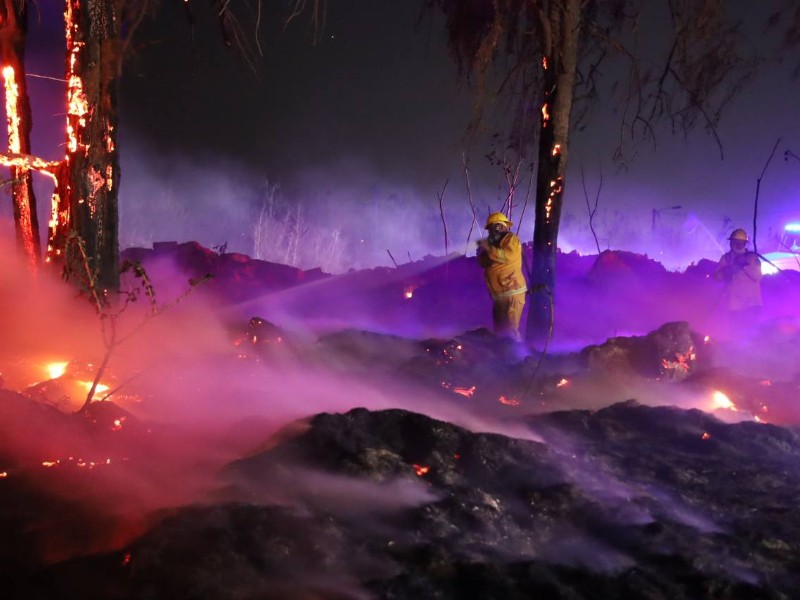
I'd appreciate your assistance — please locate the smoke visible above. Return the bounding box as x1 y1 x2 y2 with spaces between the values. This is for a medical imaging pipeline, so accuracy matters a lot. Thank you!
2 209 799 583
117 144 489 275
114 142 795 281
0 238 104 389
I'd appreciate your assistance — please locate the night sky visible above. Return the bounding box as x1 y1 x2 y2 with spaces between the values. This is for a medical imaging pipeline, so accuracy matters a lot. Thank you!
9 1 800 271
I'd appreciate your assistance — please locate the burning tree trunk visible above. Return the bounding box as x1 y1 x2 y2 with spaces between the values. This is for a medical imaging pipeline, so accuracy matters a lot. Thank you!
50 0 122 292
0 0 41 270
526 0 580 342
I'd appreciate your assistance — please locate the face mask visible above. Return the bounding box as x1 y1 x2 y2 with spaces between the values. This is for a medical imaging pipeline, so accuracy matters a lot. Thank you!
489 229 506 245
730 241 747 254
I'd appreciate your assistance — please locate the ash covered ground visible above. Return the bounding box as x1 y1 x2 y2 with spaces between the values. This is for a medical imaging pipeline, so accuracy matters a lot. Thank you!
2 241 800 599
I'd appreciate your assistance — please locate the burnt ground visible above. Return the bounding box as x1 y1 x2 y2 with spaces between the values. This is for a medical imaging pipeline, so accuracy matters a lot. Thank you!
2 242 800 599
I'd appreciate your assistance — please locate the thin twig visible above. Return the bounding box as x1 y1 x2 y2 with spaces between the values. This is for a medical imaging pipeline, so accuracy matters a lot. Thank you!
437 179 450 257
462 153 478 250
387 249 398 268
580 166 603 255
515 161 535 237
753 138 781 255
785 149 800 164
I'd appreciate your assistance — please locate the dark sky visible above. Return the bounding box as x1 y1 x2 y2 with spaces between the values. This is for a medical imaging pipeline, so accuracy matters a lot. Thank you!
10 1 800 271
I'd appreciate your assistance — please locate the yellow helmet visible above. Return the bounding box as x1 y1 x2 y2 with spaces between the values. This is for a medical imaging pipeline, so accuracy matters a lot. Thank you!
485 212 513 229
729 228 748 242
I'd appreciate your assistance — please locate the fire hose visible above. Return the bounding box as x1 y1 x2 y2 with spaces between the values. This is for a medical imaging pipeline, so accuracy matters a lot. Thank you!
521 251 555 389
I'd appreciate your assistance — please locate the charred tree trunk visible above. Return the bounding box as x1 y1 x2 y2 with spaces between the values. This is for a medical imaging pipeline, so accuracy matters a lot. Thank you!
526 0 581 343
0 0 41 270
50 0 122 292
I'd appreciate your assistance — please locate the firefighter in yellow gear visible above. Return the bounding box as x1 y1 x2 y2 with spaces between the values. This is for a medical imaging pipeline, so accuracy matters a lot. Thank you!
477 212 528 340
714 228 762 333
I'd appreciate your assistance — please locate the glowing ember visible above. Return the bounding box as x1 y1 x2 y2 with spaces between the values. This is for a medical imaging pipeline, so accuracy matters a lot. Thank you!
112 417 126 431
760 379 772 387
47 361 69 379
556 378 569 387
452 385 476 397
434 344 462 366
711 390 737 411
0 471 7 478
41 457 113 470
703 335 710 343
541 103 550 126
498 395 520 406
403 286 416 299
662 347 695 374
413 464 430 476
441 381 475 397
122 553 132 566
701 432 711 440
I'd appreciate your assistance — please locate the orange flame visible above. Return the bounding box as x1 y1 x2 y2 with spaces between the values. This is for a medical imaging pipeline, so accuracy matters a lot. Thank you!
3 66 21 153
79 381 110 397
556 378 569 387
701 432 711 440
541 103 550 127
413 464 430 476
46 361 69 379
711 390 737 412
498 395 520 406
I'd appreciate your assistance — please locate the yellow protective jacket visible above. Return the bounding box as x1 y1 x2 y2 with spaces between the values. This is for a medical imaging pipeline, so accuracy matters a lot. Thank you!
477 232 528 300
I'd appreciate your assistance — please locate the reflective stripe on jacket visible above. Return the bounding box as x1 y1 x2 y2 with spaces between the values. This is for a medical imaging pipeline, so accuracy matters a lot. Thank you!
477 232 527 300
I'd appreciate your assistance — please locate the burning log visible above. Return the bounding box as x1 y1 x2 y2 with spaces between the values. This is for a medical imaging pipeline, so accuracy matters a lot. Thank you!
581 321 708 381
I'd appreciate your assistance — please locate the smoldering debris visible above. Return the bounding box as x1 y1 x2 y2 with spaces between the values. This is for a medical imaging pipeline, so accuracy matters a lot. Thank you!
10 403 800 599
4 240 800 598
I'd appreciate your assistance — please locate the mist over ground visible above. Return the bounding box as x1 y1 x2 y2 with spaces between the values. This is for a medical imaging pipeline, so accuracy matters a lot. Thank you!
4 213 800 597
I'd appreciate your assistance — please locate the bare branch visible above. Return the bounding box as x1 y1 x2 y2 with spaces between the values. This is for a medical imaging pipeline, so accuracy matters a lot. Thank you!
436 179 450 257
580 165 602 255
462 152 478 250
752 138 782 255
387 249 398 268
